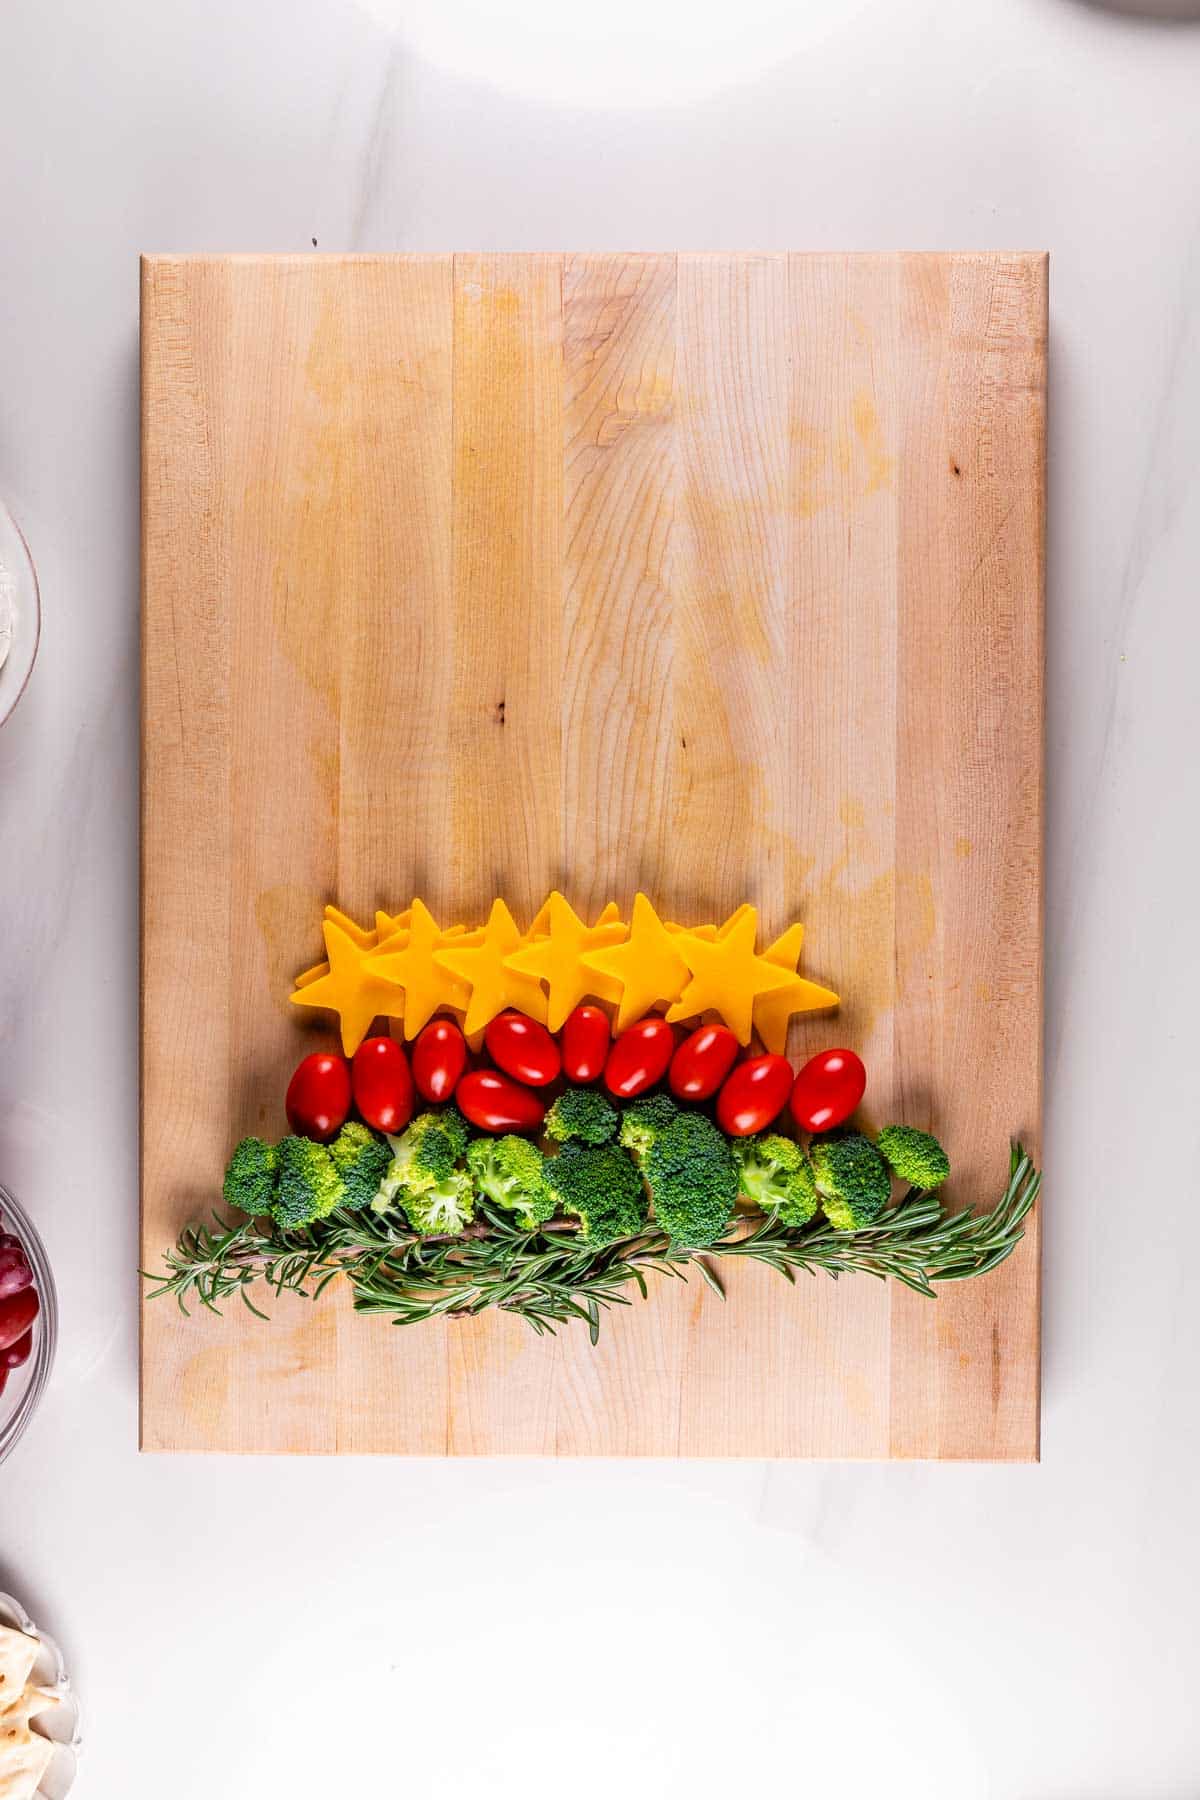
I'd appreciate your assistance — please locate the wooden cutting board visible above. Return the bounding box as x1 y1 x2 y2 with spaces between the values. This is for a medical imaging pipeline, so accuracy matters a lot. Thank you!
141 252 1044 1458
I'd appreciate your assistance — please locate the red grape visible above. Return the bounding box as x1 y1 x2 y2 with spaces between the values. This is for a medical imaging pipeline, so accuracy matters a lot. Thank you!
1 1329 32 1371
0 1288 39 1352
0 1241 32 1300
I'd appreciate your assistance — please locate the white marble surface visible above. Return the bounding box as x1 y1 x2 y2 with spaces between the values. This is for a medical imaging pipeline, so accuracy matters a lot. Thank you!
2 0 1199 1793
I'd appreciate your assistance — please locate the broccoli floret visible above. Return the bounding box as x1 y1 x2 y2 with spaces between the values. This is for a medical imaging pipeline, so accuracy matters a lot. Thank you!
876 1125 950 1191
618 1092 680 1162
545 1087 619 1146
545 1143 649 1248
271 1135 345 1229
328 1121 392 1209
466 1135 557 1230
732 1133 818 1226
402 1171 476 1237
375 1110 466 1211
439 1104 471 1160
223 1136 278 1218
810 1134 892 1230
643 1111 738 1247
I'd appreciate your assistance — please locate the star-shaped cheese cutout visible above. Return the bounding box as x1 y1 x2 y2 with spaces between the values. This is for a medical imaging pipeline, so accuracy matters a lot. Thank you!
526 896 554 938
581 892 690 1033
665 907 799 1045
753 923 840 1054
289 918 406 1054
294 905 376 988
365 898 481 1040
433 898 549 1035
669 921 716 944
325 904 377 949
294 958 330 990
296 906 413 989
666 902 755 947
375 907 413 940
503 891 628 1031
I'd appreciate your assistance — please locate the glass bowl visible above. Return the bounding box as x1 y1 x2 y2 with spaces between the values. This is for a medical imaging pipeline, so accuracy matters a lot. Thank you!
0 496 41 728
0 1183 58 1467
0 1591 81 1798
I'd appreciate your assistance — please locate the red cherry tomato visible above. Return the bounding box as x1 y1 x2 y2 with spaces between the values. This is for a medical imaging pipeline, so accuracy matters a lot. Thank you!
352 1036 414 1134
1 1329 33 1371
484 1011 561 1087
669 1024 739 1101
716 1054 793 1136
285 1052 352 1142
561 1005 611 1084
412 1019 468 1104
456 1070 546 1135
789 1048 867 1134
0 1287 39 1353
604 1018 675 1099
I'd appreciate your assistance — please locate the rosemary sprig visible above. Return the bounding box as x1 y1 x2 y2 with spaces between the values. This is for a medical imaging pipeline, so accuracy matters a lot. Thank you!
709 1143 1040 1297
141 1207 421 1320
146 1145 1038 1345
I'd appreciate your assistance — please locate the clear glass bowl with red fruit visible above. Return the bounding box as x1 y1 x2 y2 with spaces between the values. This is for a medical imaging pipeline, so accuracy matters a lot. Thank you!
0 1183 57 1467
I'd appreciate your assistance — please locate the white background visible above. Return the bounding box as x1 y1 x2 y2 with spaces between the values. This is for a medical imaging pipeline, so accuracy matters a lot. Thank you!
2 0 1199 1794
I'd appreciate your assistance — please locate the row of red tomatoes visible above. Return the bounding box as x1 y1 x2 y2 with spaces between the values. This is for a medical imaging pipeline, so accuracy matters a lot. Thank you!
0 1233 40 1399
286 1005 867 1143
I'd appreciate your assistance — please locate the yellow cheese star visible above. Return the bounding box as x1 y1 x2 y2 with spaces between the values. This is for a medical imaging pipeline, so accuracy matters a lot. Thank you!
669 921 716 944
665 907 799 1045
298 908 413 989
325 905 377 949
294 959 329 990
365 898 481 1040
433 898 549 1035
666 902 755 947
503 891 628 1031
753 923 840 1054
294 904 380 988
582 892 691 1033
526 896 554 938
289 918 406 1055
374 907 413 940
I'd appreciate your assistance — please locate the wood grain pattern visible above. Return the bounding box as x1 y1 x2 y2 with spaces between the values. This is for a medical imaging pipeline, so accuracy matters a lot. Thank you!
141 252 1044 1458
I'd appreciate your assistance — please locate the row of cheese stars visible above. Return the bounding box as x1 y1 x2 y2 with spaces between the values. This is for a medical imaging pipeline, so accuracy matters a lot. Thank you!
291 892 838 1057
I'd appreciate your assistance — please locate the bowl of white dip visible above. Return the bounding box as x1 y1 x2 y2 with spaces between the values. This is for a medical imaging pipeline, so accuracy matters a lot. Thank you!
0 497 40 728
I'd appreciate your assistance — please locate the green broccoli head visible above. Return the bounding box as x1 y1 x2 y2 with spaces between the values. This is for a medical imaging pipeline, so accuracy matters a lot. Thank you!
644 1111 738 1248
545 1143 649 1248
401 1171 476 1237
439 1104 471 1160
466 1135 557 1231
617 1092 680 1163
810 1133 892 1230
328 1121 392 1209
375 1109 467 1211
223 1136 278 1218
271 1135 345 1229
876 1125 950 1191
731 1133 818 1227
544 1087 619 1146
